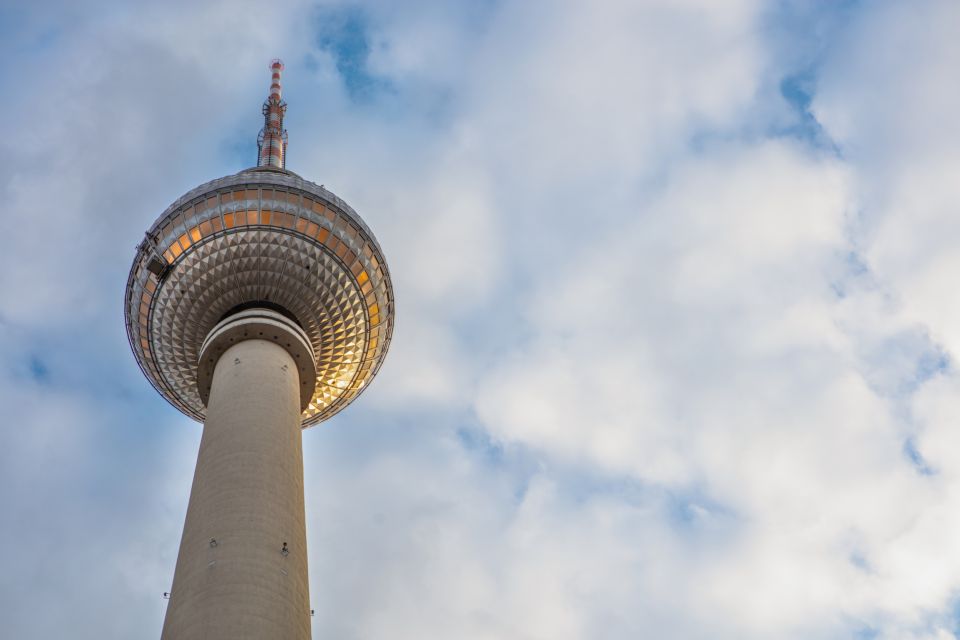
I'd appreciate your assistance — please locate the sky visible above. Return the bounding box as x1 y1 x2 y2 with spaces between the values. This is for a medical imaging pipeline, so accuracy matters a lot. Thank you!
1 0 960 638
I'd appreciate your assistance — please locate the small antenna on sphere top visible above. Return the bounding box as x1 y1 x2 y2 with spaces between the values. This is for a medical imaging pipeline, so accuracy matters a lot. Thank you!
257 59 288 168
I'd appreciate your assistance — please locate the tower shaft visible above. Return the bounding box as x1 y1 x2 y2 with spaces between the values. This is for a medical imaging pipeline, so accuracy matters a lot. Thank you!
161 337 311 640
125 60 395 638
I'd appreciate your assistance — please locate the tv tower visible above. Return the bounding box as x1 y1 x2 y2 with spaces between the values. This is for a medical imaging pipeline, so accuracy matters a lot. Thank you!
124 60 394 639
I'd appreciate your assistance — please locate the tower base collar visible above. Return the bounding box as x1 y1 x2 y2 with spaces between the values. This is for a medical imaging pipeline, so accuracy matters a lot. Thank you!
197 308 317 411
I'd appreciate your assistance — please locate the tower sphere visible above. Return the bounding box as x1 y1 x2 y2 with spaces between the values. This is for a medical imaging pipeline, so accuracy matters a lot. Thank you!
124 165 395 426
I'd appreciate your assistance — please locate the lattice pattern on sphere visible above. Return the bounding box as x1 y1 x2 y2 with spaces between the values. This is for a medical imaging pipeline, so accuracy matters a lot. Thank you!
123 167 394 427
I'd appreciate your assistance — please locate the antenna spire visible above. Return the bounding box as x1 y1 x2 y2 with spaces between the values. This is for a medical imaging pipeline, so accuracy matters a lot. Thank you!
257 59 288 169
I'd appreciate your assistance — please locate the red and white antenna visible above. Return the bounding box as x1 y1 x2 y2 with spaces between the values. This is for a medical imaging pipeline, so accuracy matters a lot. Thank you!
257 59 288 168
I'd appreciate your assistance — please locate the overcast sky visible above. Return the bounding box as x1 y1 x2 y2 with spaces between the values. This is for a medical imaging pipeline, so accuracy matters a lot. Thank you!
2 1 960 638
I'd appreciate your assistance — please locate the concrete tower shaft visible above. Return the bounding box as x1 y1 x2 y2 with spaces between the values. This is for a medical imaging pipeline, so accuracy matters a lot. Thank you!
161 311 312 639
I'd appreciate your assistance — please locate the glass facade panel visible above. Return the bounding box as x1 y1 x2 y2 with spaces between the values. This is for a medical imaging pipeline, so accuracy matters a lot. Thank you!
173 212 186 233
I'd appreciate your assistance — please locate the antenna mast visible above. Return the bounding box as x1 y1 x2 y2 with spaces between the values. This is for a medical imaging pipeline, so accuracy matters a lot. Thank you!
257 59 288 168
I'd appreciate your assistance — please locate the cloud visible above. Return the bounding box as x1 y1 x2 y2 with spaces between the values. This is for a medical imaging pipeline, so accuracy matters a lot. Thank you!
4 1 960 638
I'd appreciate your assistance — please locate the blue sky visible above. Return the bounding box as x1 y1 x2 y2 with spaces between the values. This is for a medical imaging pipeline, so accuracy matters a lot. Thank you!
3 1 960 638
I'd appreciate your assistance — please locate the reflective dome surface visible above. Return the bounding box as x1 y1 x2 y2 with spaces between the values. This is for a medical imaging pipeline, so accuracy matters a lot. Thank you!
124 167 394 427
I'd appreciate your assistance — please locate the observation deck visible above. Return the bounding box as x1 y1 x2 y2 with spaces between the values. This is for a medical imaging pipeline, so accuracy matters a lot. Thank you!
124 166 394 427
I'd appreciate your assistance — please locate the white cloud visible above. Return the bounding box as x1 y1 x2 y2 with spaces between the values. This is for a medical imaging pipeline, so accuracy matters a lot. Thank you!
814 0 960 354
4 0 960 638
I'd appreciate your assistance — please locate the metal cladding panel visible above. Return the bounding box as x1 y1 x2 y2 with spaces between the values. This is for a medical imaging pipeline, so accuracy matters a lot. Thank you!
124 167 395 427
